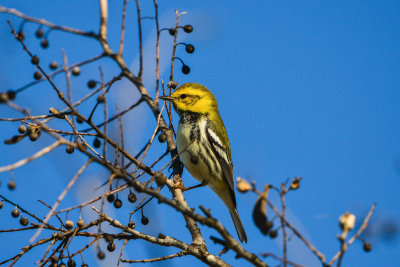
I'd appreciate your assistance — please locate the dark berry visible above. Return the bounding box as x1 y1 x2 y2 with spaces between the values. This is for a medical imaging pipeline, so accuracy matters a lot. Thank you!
266 221 274 230
29 132 39 141
93 138 101 148
76 117 83 124
71 67 80 76
104 234 113 243
141 216 149 225
158 133 167 143
185 44 195 54
97 251 105 260
107 242 115 252
65 220 74 229
77 219 84 228
33 71 42 80
18 124 26 134
363 242 372 252
59 263 67 267
31 55 39 65
168 28 176 36
20 217 29 226
87 80 97 89
97 95 105 103
17 30 25 40
183 25 193 33
35 28 44 38
66 145 75 154
128 193 137 203
8 180 16 190
269 230 278 239
107 194 115 203
51 255 59 263
41 39 49 49
67 258 76 267
11 207 20 218
49 61 59 70
0 201 3 209
182 65 190 74
113 199 122 209
0 92 8 103
7 90 16 100
128 221 135 229
81 264 88 267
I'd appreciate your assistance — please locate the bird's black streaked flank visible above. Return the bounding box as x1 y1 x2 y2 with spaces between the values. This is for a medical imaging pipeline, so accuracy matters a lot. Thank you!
160 83 247 243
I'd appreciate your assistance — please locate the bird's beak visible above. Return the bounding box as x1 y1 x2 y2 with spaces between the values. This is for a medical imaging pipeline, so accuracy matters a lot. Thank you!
159 96 174 101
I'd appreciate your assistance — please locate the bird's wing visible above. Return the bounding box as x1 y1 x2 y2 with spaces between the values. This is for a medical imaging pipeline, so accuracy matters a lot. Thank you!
205 122 236 207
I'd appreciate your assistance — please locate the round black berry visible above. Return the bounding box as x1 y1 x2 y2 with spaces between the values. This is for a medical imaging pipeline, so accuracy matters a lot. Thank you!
20 217 29 226
51 255 59 263
97 251 105 260
71 67 80 76
107 194 115 203
0 92 8 103
363 242 372 252
128 193 137 203
97 95 105 103
65 220 74 229
141 216 149 225
67 258 76 267
76 117 83 124
66 145 75 154
269 230 278 239
128 221 135 229
41 39 49 49
93 138 101 148
183 25 193 33
35 28 44 38
168 28 176 36
11 207 20 218
18 124 26 134
7 90 16 100
77 219 84 228
113 199 122 209
29 132 39 141
158 133 167 143
185 44 195 54
17 30 25 40
8 180 16 190
33 71 42 80
87 80 97 89
31 55 39 65
49 61 59 70
182 65 190 74
107 242 116 252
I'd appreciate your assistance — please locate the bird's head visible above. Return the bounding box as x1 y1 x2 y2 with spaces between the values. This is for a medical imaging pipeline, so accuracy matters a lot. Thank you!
160 83 219 115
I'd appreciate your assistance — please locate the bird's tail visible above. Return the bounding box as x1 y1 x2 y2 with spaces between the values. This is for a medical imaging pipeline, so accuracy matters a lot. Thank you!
229 208 247 243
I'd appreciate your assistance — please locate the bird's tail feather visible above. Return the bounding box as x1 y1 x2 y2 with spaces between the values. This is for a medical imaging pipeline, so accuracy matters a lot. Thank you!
229 208 247 243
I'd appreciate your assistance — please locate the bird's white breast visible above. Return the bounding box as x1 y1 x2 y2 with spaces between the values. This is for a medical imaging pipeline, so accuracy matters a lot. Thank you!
177 118 218 184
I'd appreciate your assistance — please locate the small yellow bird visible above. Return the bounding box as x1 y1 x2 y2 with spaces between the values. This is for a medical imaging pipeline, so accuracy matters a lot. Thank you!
160 83 247 243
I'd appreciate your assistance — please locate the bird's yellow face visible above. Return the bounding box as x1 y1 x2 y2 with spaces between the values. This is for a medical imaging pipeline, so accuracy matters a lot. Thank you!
164 83 219 115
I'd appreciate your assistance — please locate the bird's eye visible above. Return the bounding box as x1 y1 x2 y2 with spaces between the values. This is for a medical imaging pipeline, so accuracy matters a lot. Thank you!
180 94 187 99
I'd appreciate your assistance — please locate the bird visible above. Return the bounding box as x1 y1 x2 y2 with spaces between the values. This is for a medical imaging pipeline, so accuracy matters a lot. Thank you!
160 83 247 243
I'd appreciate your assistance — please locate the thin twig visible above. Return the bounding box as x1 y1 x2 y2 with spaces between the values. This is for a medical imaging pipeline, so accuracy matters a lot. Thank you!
327 203 376 267
121 250 189 263
135 0 143 78
29 159 93 243
118 0 128 56
0 140 63 173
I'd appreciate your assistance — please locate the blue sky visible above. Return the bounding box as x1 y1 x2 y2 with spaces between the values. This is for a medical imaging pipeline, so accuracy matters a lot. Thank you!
0 1 399 266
